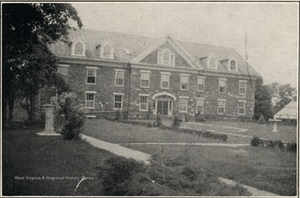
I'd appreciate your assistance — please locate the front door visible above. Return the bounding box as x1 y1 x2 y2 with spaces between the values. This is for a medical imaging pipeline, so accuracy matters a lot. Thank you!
157 100 169 115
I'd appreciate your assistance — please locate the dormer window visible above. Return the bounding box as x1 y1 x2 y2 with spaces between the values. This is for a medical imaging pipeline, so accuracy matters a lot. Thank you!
100 44 114 59
208 55 218 69
158 49 175 66
71 38 86 56
229 59 238 71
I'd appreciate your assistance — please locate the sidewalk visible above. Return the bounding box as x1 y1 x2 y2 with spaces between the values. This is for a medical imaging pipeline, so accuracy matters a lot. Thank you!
122 142 249 147
218 177 279 196
81 134 151 165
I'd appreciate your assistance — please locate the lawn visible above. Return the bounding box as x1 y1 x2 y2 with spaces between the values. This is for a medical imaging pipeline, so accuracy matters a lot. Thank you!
2 126 116 196
181 120 297 142
83 119 297 196
83 119 226 144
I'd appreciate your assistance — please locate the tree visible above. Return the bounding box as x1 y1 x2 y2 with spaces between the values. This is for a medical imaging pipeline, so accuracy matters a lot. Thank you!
267 82 296 114
254 76 273 120
3 3 82 123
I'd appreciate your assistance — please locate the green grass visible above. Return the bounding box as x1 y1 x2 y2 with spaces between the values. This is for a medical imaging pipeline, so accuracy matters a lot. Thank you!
84 119 297 196
182 120 297 142
2 127 116 196
83 119 225 144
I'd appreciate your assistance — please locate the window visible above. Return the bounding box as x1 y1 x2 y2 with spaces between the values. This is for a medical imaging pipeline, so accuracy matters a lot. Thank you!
161 73 170 89
180 75 189 90
58 66 69 76
218 100 226 114
239 81 246 95
115 70 125 87
197 77 205 92
209 56 218 69
196 99 204 114
75 43 83 55
139 96 148 111
238 101 246 115
86 67 97 84
158 49 175 65
140 71 150 88
219 78 227 93
230 60 237 71
100 44 114 59
85 92 96 109
179 98 188 112
114 94 123 110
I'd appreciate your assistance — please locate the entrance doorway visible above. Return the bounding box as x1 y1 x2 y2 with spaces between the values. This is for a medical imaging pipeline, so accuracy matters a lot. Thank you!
155 96 173 116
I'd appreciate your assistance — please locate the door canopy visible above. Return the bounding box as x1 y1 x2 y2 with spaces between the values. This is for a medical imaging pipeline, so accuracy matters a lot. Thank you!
152 92 176 101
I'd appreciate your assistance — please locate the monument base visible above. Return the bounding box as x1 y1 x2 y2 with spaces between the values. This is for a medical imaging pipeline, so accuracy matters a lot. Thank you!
36 131 61 136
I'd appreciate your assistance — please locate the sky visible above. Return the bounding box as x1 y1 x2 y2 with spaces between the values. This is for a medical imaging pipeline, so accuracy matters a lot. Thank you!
72 2 298 87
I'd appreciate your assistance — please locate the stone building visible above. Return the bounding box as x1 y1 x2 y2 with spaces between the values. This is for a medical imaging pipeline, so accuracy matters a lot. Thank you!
48 29 260 120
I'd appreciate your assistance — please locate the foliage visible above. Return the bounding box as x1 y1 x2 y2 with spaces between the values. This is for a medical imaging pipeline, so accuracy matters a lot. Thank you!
250 136 260 147
55 92 85 140
3 3 82 123
154 114 161 127
171 115 181 128
114 110 121 121
254 77 273 120
267 82 296 114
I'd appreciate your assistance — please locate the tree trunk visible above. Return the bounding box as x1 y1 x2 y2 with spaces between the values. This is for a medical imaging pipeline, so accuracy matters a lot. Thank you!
28 94 38 123
3 97 8 124
8 97 14 121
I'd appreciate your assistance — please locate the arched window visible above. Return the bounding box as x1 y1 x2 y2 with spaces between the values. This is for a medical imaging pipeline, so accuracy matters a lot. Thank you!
75 43 83 55
163 50 170 65
209 56 217 69
230 60 237 71
100 44 114 59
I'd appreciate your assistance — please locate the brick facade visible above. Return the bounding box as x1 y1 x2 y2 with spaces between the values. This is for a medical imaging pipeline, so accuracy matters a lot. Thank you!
46 29 259 120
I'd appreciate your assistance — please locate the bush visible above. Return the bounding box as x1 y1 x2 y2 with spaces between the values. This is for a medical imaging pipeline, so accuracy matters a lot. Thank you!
172 115 181 128
287 143 297 152
220 134 228 141
58 97 84 140
114 110 121 121
155 114 161 127
147 122 152 128
250 136 260 146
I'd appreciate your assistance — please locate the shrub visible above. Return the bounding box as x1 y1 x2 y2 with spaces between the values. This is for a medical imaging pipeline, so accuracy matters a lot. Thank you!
172 115 181 128
220 134 228 141
114 110 121 121
287 143 297 152
196 114 206 122
147 122 152 128
58 97 84 140
203 131 212 138
55 92 85 140
250 136 260 146
155 114 161 127
274 140 284 150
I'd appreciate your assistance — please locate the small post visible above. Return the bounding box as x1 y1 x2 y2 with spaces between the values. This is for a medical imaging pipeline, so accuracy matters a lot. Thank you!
37 104 60 136
268 119 282 132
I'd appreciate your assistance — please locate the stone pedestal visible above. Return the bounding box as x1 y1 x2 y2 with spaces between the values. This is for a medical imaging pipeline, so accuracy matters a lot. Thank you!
37 104 60 136
269 119 282 132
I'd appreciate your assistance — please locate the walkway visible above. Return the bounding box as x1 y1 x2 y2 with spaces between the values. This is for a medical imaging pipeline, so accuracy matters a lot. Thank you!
218 177 279 196
122 142 249 147
81 134 151 165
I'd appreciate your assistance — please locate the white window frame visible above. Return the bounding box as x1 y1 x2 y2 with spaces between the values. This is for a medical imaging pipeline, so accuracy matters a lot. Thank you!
180 74 190 90
179 96 188 113
71 40 86 56
238 100 246 115
100 43 114 59
219 78 227 93
197 76 206 92
218 99 226 115
158 49 175 66
85 91 96 109
114 69 125 87
139 94 149 111
160 72 170 89
140 70 151 88
57 64 69 76
113 93 124 110
239 80 247 95
86 67 98 85
229 59 238 71
195 98 205 114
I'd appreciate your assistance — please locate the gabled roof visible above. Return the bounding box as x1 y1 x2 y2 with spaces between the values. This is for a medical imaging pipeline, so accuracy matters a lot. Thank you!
49 28 260 77
274 101 297 120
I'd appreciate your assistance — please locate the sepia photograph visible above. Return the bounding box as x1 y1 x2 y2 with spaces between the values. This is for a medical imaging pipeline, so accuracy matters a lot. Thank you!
2 2 298 196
